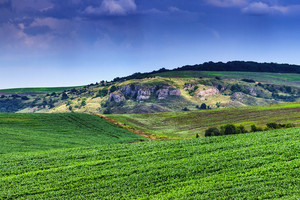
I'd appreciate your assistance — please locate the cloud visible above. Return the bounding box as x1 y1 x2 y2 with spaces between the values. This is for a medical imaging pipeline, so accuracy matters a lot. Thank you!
242 2 288 15
11 0 54 12
207 0 248 8
84 0 136 16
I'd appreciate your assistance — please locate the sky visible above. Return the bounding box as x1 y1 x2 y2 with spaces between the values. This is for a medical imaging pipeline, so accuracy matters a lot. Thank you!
1 0 300 89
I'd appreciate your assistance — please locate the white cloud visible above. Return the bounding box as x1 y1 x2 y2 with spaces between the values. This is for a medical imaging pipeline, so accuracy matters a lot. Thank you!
84 0 136 16
11 0 53 12
242 2 288 15
207 0 248 8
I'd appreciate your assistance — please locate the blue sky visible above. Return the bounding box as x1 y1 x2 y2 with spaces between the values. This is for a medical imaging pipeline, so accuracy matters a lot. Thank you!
1 0 300 88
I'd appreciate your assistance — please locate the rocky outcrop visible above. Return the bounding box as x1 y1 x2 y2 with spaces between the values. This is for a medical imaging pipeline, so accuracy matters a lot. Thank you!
122 85 137 98
197 88 219 97
169 89 181 96
156 89 169 100
108 93 126 103
136 89 151 101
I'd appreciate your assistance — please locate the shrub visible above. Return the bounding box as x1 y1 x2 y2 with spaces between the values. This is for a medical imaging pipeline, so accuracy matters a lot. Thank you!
81 100 86 107
266 122 281 129
97 88 108 97
110 86 117 93
61 92 69 100
221 124 238 135
237 125 248 134
200 103 207 110
251 124 263 132
205 127 221 137
182 107 189 111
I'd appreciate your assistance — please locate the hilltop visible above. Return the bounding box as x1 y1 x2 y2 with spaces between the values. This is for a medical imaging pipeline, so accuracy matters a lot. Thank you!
1 61 300 114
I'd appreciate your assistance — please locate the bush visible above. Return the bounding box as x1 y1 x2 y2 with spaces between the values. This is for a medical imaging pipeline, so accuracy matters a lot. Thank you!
251 125 263 132
205 127 221 137
200 103 207 110
61 92 69 100
97 88 108 97
109 86 117 93
81 100 86 107
221 124 238 135
266 122 281 129
182 107 189 111
237 125 248 134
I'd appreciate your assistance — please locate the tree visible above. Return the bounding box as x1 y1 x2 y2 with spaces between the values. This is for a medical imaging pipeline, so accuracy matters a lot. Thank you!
237 125 248 134
81 100 86 107
221 124 238 135
266 122 280 129
200 103 207 110
61 92 69 100
205 127 221 137
110 86 117 93
216 102 221 108
251 124 263 132
182 107 190 111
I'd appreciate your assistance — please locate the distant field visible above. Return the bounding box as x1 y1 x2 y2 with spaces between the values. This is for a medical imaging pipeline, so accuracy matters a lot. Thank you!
154 71 300 87
0 113 144 154
0 86 83 94
110 102 300 139
1 128 299 199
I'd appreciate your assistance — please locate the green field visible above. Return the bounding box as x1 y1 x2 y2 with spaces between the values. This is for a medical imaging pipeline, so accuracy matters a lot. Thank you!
110 102 300 139
154 71 300 87
0 113 144 154
0 128 299 199
0 86 83 94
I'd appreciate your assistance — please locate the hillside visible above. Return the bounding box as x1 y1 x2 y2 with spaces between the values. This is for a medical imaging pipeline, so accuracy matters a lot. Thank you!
109 102 300 139
1 128 299 199
0 113 144 154
0 65 300 114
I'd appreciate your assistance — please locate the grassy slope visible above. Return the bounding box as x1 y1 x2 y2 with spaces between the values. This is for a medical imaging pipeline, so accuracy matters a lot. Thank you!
155 71 300 87
109 102 300 139
0 113 144 154
0 86 83 94
0 128 299 199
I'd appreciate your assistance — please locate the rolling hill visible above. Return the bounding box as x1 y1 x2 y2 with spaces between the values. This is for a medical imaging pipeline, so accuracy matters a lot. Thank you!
1 62 300 114
1 128 299 199
0 113 145 154
109 102 300 139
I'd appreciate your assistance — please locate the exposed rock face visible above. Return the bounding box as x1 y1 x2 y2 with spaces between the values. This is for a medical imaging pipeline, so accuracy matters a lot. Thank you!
246 87 257 96
108 93 126 103
122 85 137 98
169 89 181 96
121 84 181 101
156 89 169 100
197 88 220 97
136 89 151 101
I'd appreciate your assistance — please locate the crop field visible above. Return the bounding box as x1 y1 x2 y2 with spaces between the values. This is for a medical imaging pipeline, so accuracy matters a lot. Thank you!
154 71 300 87
109 102 300 139
0 113 144 154
0 128 299 199
0 86 83 94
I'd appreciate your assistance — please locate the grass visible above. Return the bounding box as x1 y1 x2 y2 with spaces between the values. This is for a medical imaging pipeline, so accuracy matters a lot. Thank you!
0 86 83 94
109 102 300 139
154 71 300 87
0 113 145 154
0 128 299 199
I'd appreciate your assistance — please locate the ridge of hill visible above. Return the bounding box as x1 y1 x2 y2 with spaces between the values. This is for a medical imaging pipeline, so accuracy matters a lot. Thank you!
0 62 300 114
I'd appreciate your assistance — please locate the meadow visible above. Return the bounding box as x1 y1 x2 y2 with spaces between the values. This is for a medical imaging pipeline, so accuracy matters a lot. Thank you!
0 86 83 94
0 113 144 154
154 71 300 87
109 102 300 139
0 128 299 199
